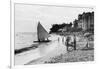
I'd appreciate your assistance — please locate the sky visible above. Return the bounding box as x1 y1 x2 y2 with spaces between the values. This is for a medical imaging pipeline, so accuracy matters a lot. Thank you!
15 4 94 33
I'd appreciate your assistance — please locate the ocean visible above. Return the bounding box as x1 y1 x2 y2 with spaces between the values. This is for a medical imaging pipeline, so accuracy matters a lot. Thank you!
15 32 37 50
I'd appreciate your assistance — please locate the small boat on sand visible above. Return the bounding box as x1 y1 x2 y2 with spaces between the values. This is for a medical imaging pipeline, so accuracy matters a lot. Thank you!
34 21 51 43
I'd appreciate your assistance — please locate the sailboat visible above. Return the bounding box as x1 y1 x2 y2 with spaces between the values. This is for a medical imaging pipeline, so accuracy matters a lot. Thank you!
34 21 51 43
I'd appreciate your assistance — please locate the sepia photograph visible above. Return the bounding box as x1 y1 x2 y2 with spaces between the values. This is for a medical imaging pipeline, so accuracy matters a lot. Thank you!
14 3 94 65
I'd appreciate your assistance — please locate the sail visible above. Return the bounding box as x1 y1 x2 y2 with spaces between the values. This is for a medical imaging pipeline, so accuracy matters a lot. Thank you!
37 22 50 41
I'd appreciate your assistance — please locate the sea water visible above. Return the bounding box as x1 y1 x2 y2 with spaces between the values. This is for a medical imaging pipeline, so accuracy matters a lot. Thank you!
15 32 37 50
15 32 59 50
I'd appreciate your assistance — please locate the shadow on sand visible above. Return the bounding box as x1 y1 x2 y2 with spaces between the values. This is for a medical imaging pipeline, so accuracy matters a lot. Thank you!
15 44 38 55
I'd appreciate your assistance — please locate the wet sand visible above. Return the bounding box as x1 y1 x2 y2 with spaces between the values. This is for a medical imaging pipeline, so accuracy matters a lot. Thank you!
15 37 66 65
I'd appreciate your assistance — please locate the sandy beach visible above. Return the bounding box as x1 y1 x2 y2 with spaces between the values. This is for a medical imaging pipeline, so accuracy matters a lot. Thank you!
15 34 94 65
15 35 66 65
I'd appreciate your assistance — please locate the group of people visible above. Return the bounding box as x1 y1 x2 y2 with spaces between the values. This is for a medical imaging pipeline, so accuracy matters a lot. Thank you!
58 35 77 52
65 35 76 51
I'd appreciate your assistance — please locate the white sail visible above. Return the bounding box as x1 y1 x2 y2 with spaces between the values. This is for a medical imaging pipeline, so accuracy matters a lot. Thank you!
37 22 50 41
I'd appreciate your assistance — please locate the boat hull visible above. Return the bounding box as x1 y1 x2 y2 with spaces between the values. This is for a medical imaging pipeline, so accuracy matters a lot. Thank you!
34 40 51 43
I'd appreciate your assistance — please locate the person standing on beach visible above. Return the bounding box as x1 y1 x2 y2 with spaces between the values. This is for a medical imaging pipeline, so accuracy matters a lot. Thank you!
85 38 89 49
65 36 70 51
62 36 64 44
58 37 59 42
73 35 76 50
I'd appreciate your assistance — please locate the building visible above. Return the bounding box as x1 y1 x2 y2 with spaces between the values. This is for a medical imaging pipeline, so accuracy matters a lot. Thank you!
73 19 78 28
77 12 94 31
